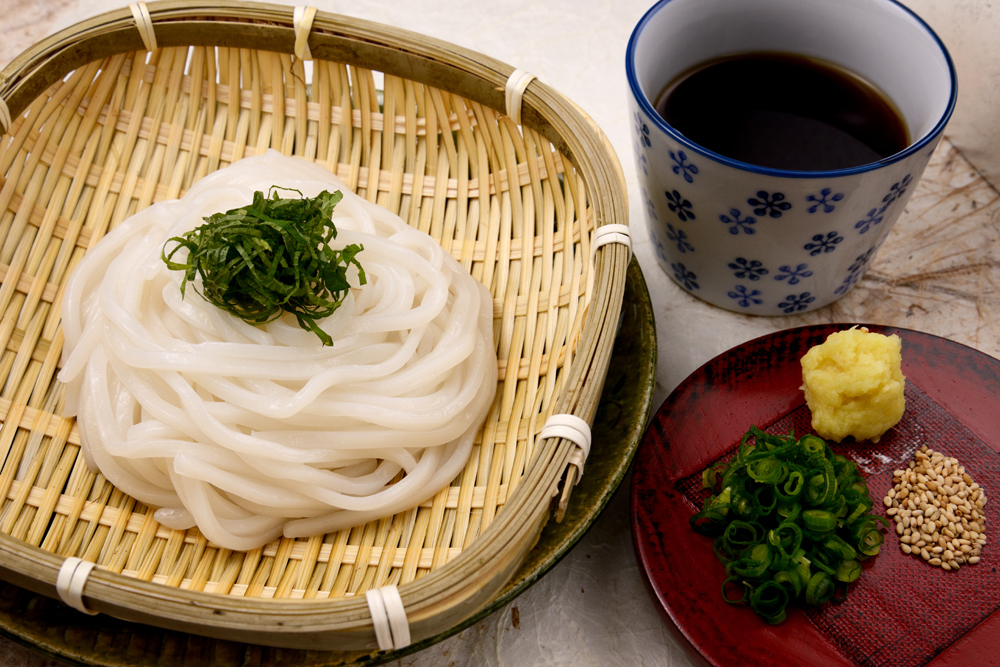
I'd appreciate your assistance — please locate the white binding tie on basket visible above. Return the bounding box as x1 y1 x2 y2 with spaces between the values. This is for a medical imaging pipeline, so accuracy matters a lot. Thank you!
540 414 592 487
593 224 632 263
366 585 410 651
129 2 157 52
0 98 11 135
505 69 536 125
56 557 99 616
293 6 318 61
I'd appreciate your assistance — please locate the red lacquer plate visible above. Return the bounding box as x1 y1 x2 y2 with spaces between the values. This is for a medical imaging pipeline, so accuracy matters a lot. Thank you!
631 324 1000 667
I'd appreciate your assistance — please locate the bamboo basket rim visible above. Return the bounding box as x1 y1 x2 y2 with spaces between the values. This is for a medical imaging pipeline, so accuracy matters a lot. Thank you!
0 0 630 652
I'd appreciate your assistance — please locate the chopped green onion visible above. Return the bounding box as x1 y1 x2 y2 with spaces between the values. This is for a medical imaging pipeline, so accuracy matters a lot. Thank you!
824 535 857 561
805 572 835 605
689 506 729 537
722 577 748 604
728 543 773 578
851 516 889 556
835 558 863 583
768 521 803 556
748 457 786 484
800 434 827 458
723 520 764 551
690 427 887 623
773 569 803 597
804 460 838 506
807 548 837 575
754 485 777 516
702 462 728 489
750 580 790 624
777 501 801 522
801 509 837 532
782 470 805 498
735 495 758 520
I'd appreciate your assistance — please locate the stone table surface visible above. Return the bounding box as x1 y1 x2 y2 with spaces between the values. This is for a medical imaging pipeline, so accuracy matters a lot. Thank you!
1 1 999 666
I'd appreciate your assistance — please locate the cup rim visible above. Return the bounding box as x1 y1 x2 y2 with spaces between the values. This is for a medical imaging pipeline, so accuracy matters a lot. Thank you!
625 0 958 179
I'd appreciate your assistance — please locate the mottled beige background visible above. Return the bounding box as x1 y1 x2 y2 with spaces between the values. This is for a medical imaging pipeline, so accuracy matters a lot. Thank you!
1 1 998 666
905 0 1000 184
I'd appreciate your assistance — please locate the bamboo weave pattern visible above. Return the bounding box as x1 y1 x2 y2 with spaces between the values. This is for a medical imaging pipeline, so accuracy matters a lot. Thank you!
0 46 593 601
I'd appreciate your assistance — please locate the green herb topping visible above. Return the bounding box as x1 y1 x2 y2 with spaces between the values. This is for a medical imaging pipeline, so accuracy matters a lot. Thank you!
162 187 366 346
690 427 889 624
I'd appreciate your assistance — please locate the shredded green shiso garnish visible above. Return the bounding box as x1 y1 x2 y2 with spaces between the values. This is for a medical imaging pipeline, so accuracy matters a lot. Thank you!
162 187 366 346
690 426 889 624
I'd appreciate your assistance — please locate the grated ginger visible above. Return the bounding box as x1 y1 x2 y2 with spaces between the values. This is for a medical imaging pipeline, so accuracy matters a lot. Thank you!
800 327 905 443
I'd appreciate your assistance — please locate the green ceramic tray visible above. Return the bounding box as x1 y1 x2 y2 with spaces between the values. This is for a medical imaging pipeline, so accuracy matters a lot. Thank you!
0 259 657 667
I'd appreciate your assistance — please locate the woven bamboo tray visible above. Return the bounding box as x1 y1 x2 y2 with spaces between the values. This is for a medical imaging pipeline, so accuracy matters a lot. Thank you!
0 0 630 653
0 255 655 667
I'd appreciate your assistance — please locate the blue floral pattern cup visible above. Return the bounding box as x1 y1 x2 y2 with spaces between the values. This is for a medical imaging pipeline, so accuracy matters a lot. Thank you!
627 0 957 315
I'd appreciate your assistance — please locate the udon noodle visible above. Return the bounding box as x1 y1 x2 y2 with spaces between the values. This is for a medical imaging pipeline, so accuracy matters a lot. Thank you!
58 151 497 551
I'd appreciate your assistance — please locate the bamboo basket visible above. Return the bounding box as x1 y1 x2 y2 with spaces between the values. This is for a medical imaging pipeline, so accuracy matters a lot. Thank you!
0 0 630 652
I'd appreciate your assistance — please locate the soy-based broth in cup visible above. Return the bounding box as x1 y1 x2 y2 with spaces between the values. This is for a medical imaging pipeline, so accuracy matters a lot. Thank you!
655 51 910 172
627 0 956 316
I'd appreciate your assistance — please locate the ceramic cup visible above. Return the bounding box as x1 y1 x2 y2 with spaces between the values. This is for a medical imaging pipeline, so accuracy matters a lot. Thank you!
626 0 957 315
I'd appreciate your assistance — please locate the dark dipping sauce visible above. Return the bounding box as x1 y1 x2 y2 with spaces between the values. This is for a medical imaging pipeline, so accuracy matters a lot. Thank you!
654 52 909 171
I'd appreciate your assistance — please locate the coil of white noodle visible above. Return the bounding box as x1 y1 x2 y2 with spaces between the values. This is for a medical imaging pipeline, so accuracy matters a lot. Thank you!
58 150 497 551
